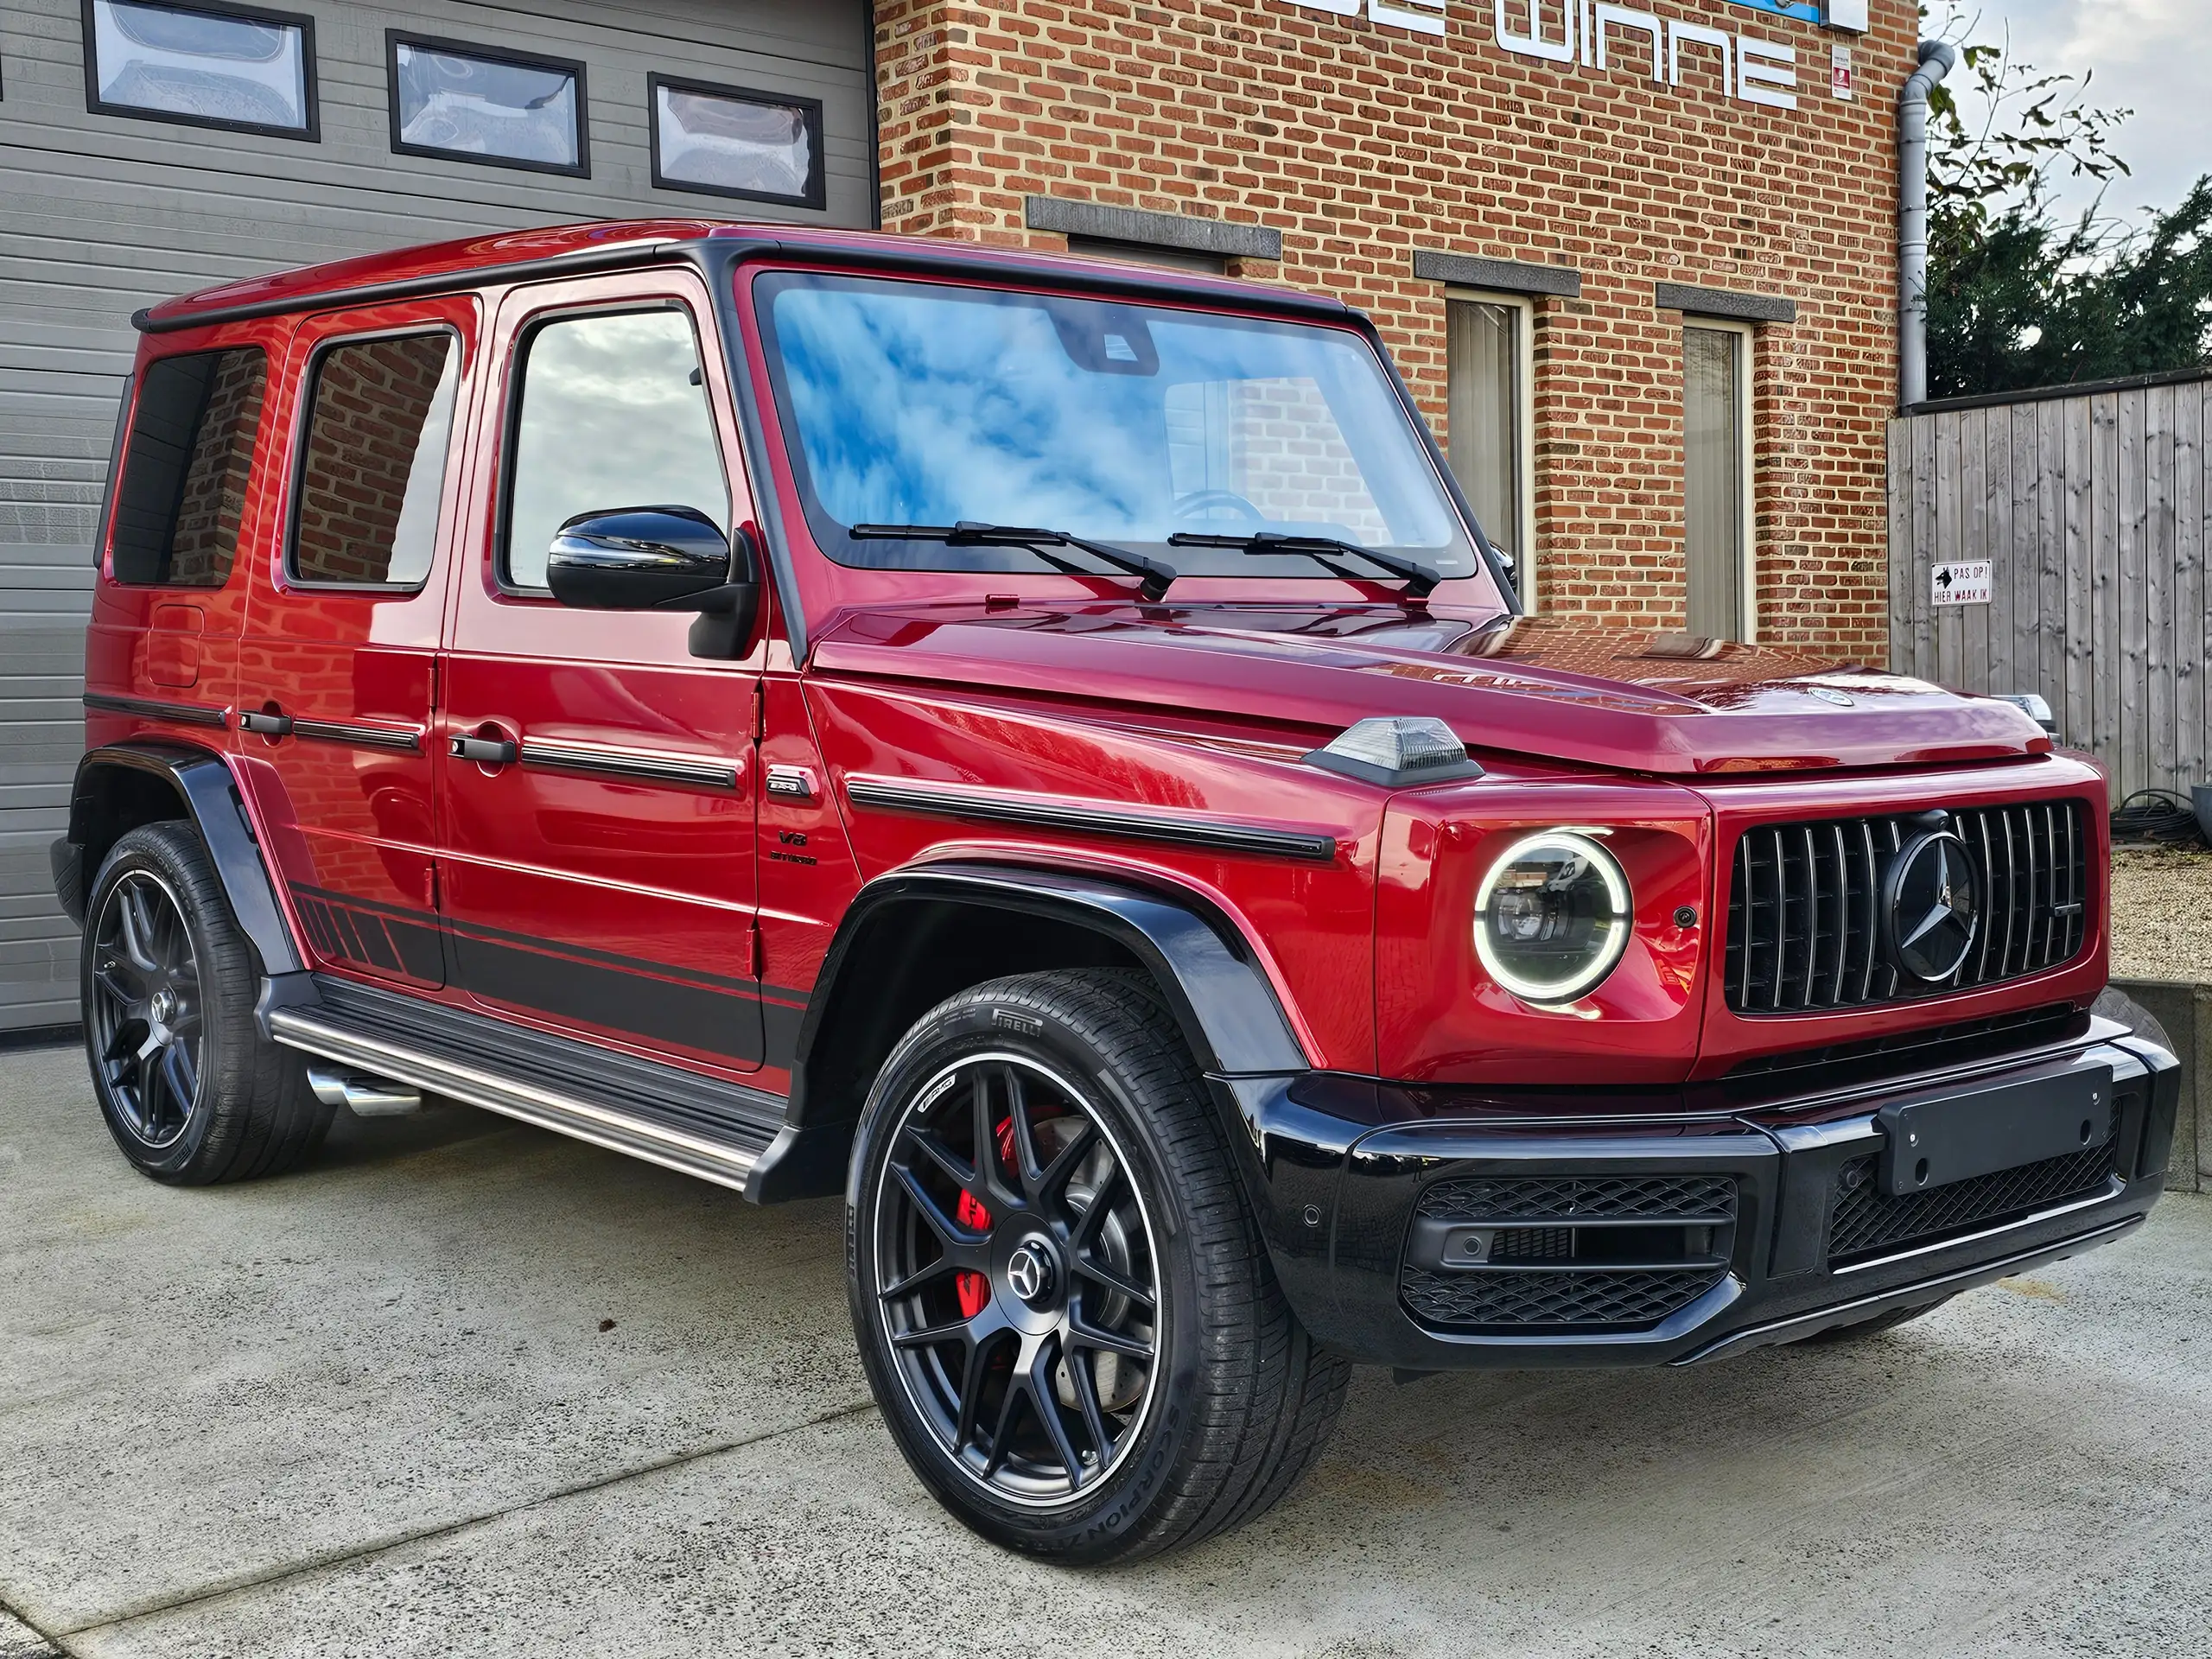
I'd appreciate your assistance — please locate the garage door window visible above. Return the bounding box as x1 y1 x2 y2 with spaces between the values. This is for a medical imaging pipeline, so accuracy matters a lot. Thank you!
86 0 316 139
649 75 823 210
388 33 587 176
290 333 461 588
108 346 268 588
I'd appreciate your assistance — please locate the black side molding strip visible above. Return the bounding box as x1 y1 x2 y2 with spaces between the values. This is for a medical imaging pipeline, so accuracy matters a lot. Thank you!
844 775 1339 863
83 692 230 730
289 717 423 753
519 738 740 791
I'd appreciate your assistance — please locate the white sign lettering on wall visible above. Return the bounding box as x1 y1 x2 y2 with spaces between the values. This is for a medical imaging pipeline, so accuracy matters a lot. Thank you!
1289 0 1446 35
1492 3 1797 109
1278 3 1827 112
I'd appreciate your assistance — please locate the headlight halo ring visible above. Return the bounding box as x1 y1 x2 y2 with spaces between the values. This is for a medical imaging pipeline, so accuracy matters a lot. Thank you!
1472 828 1634 1004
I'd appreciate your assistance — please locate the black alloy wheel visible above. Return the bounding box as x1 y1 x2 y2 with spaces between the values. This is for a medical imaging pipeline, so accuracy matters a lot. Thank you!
87 868 205 1150
870 1051 1162 1504
849 969 1350 1563
80 821 332 1184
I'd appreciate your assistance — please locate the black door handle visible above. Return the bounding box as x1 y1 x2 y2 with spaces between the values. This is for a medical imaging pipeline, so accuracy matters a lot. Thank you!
450 734 518 765
240 709 293 736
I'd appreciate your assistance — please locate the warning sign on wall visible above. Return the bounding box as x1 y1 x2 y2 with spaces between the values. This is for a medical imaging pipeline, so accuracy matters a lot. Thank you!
1931 562 1993 607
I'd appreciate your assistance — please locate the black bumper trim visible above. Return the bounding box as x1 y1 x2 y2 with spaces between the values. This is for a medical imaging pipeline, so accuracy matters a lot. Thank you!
1230 1032 2177 1370
1675 1213 2145 1363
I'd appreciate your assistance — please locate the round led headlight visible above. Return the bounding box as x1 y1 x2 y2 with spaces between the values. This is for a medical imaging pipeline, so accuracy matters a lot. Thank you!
1473 830 1632 1004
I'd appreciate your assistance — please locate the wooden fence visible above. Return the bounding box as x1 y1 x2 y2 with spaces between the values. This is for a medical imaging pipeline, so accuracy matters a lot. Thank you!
1887 371 2212 800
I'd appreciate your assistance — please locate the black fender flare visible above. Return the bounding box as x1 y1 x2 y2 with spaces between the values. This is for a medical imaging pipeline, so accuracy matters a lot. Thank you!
60 741 302 976
747 860 1311 1201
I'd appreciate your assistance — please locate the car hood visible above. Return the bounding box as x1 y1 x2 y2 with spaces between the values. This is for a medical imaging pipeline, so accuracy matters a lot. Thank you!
811 604 2051 776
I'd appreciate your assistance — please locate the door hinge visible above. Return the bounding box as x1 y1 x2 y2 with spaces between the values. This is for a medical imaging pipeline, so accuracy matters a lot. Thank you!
423 863 439 912
747 919 764 980
751 678 766 743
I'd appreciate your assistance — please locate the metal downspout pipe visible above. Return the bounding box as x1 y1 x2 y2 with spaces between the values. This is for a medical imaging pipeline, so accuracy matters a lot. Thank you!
1898 40 1959 409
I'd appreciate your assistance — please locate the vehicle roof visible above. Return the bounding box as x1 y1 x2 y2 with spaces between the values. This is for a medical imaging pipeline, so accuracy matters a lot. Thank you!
137 217 1347 334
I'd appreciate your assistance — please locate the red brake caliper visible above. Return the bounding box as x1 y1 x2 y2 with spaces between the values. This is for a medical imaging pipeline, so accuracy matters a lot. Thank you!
956 1117 1019 1319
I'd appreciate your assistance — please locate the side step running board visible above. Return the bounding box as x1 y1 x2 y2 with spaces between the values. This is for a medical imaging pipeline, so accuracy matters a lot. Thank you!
268 1008 766 1192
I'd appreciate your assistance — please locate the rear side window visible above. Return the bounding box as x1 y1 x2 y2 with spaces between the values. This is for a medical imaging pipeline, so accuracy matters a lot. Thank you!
290 332 461 587
109 346 268 587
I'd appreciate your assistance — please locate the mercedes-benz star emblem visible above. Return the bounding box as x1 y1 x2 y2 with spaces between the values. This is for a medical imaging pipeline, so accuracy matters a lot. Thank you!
1886 830 1980 982
1006 1243 1053 1306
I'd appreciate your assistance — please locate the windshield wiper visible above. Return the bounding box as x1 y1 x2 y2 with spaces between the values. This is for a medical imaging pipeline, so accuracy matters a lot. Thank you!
850 521 1179 601
1167 531 1440 599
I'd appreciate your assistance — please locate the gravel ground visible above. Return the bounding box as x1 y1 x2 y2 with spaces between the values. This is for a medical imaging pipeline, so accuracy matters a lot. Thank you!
2110 843 2212 982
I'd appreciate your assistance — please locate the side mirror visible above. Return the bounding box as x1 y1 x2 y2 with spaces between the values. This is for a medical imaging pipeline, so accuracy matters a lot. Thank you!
546 505 737 609
545 505 760 658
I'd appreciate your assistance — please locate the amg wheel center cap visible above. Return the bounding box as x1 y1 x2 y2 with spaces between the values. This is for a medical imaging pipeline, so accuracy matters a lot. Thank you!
149 987 178 1025
1887 830 1980 982
1006 1241 1056 1307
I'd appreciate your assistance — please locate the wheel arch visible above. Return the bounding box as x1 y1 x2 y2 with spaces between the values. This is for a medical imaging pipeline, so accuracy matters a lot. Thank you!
748 861 1310 1202
60 742 301 976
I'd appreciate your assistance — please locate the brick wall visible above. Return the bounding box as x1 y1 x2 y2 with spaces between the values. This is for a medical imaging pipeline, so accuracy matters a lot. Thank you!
873 0 1916 652
294 334 452 584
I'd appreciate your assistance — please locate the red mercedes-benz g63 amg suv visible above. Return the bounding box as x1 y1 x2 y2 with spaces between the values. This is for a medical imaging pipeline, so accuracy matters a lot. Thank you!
54 220 2178 1562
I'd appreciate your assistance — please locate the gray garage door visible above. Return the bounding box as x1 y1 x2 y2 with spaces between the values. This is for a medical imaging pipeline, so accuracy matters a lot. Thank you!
0 0 874 1032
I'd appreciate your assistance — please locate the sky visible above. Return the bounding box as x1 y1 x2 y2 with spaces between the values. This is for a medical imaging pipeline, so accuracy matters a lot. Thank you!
1945 1 2211 230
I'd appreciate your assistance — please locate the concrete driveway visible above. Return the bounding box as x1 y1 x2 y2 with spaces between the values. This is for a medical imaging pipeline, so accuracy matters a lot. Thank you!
3 1039 2209 1658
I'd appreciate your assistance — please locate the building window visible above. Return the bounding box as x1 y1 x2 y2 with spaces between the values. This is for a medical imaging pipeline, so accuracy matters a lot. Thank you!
649 75 823 210
290 333 461 589
109 346 268 588
1445 291 1535 601
1683 321 1754 641
84 0 316 138
387 33 587 176
501 310 728 591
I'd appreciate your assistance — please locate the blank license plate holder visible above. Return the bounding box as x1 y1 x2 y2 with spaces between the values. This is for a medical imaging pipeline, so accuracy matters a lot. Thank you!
1877 1065 2113 1198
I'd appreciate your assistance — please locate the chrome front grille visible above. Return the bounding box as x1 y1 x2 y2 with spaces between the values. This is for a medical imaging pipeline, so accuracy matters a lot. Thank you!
1724 800 2090 1015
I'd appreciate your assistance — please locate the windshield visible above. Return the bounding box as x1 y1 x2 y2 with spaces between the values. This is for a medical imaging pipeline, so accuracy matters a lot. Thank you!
754 270 1488 585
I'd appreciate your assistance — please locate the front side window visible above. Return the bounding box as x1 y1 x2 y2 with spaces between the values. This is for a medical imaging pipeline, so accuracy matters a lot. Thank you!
650 75 823 208
1683 322 1752 641
86 0 315 137
389 34 586 175
109 346 268 588
502 309 729 590
1446 294 1530 586
756 272 1488 589
291 333 461 588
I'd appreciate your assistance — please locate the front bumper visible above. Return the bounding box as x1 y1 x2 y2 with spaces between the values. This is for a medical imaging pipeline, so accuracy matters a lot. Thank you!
1225 1018 2180 1370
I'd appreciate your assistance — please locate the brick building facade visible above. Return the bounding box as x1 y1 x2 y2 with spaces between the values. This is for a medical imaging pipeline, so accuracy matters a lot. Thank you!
873 0 1916 653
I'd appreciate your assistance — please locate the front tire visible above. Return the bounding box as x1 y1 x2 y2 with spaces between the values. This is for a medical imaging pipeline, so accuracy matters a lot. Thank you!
848 969 1348 1563
81 821 332 1184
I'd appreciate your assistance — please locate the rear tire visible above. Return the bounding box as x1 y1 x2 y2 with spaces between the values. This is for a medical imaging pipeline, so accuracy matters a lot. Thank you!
848 968 1348 1563
80 822 332 1184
